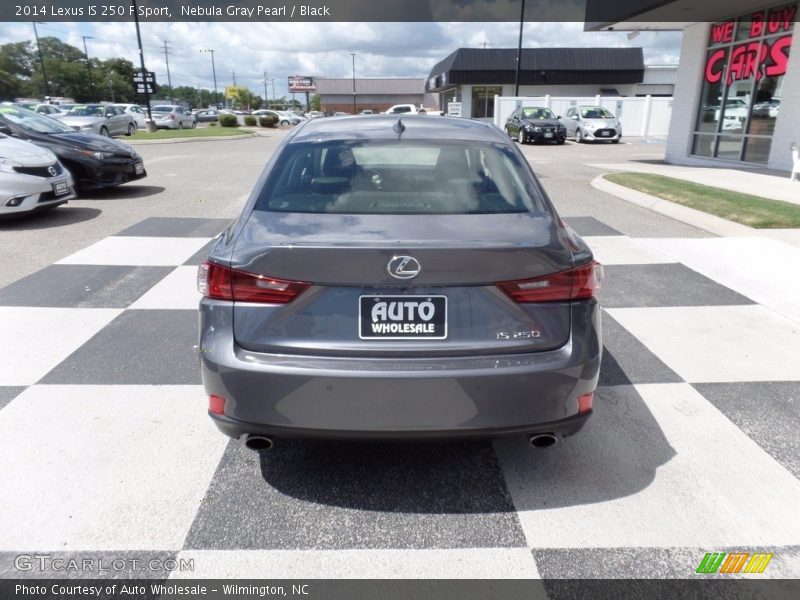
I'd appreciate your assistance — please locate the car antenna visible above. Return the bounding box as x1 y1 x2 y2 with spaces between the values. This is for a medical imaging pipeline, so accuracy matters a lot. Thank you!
393 118 405 140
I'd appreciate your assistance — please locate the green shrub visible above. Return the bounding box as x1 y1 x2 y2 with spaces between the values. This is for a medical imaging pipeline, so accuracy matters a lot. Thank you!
244 115 257 126
208 121 217 127
219 114 239 127
259 114 278 128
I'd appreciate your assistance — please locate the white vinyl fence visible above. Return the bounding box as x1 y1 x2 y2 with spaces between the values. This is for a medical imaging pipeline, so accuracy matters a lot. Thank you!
493 95 673 137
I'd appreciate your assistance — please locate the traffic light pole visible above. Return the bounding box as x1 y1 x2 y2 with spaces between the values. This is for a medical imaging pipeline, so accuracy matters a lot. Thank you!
132 0 156 131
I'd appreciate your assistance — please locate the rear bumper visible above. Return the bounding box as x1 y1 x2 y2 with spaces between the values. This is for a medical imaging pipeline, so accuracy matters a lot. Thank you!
199 300 601 440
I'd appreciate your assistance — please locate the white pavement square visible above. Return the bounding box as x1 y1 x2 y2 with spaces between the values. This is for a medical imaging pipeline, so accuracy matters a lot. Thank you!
130 266 203 310
636 237 800 324
170 549 542 579
496 383 800 549
607 305 800 383
0 307 122 386
584 236 676 265
57 237 211 267
0 385 229 551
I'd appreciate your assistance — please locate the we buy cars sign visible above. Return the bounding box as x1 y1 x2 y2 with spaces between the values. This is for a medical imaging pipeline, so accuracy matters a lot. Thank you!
288 76 316 92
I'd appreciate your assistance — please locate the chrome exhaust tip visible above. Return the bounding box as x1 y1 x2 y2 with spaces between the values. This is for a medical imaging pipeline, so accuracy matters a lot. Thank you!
244 434 274 451
528 433 558 448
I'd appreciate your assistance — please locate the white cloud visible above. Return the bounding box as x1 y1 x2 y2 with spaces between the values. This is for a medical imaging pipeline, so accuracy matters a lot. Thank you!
0 21 681 97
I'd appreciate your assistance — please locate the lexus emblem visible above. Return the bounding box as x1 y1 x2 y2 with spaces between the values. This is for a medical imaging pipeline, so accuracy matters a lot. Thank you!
387 255 421 280
47 166 57 177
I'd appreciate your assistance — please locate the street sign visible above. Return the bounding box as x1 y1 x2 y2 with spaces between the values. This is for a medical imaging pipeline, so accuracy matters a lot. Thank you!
447 102 462 117
132 71 157 95
288 75 316 92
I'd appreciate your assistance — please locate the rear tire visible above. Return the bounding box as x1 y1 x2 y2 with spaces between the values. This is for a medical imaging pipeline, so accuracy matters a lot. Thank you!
191 120 197 129
126 123 135 137
99 126 109 137
517 129 525 144
575 129 583 143
178 122 183 130
612 138 620 144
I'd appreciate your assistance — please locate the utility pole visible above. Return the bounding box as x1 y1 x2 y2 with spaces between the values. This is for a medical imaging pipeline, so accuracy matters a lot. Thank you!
162 40 173 103
269 78 275 108
82 36 95 101
200 49 219 108
263 72 268 109
32 22 51 99
514 0 526 97
231 69 236 86
351 52 356 114
131 0 155 131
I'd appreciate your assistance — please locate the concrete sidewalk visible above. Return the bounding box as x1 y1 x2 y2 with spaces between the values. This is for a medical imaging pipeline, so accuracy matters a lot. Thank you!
587 162 800 205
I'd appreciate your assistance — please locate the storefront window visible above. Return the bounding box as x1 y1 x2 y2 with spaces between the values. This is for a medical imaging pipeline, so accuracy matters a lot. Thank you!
692 3 795 163
471 86 502 119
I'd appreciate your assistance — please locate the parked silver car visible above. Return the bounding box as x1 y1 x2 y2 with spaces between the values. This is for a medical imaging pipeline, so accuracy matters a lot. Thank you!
563 106 622 143
0 133 75 216
112 104 148 129
198 115 603 449
150 105 196 130
59 104 137 137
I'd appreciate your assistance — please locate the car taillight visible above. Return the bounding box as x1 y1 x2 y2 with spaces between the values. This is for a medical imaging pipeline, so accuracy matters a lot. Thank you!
197 261 309 304
497 261 604 303
170 114 176 120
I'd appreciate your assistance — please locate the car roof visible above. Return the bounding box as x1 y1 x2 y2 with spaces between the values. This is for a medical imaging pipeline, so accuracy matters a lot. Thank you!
291 115 507 143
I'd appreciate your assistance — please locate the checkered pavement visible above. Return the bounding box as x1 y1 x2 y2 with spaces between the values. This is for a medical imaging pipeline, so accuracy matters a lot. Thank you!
1 216 799 581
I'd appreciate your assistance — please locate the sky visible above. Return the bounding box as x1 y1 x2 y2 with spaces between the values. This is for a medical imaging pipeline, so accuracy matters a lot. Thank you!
0 21 682 98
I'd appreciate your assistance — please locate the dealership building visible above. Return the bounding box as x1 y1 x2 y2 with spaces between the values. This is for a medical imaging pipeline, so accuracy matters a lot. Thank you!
588 0 798 171
425 47 652 120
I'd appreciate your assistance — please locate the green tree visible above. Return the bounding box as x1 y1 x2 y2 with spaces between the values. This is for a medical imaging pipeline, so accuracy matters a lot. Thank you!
310 93 321 111
0 41 36 99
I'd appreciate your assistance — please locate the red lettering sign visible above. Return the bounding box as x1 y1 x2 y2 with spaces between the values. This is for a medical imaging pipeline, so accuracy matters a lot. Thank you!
705 49 727 83
750 12 765 37
711 20 735 43
704 33 793 86
766 34 792 77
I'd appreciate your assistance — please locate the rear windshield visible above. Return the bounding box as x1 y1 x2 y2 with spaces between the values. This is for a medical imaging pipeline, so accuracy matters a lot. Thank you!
65 105 103 116
254 140 546 215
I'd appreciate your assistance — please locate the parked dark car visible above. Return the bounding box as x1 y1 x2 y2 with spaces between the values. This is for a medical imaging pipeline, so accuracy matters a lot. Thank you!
197 115 603 449
505 106 566 144
0 106 146 191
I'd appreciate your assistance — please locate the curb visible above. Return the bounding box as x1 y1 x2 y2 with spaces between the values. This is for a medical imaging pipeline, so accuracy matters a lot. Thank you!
590 174 758 237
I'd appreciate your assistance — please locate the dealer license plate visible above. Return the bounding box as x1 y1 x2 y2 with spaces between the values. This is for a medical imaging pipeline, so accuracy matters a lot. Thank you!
52 181 69 196
359 295 447 340
544 132 553 138
134 162 144 175
600 131 610 136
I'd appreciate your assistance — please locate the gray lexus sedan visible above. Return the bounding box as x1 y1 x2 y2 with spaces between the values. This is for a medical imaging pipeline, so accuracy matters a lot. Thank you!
198 115 603 449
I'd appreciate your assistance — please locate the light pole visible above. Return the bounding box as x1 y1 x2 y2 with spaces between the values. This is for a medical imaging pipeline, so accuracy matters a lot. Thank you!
82 35 95 100
32 22 51 99
200 49 219 108
263 72 268 108
131 0 156 131
514 0 526 97
350 52 356 114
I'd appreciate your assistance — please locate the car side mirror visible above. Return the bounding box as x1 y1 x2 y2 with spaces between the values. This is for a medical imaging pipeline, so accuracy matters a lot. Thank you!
557 115 562 120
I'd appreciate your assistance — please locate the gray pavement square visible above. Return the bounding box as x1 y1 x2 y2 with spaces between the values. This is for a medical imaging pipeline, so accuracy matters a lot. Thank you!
694 382 800 480
0 387 25 411
600 312 683 386
40 309 200 385
562 217 622 237
115 217 231 238
184 439 527 551
0 265 174 308
183 240 215 266
598 263 755 308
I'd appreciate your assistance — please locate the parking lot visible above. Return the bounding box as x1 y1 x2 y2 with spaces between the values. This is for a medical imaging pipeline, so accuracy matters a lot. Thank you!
1 132 799 580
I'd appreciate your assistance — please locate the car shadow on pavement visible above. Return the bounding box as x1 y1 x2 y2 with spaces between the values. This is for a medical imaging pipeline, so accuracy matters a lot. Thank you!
79 185 165 200
0 207 101 230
